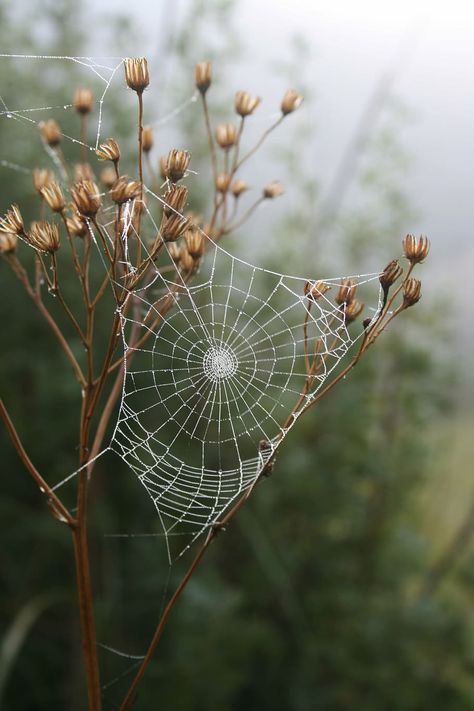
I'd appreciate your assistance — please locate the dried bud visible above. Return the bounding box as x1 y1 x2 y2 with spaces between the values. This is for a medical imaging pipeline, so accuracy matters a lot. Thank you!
335 278 356 305
184 227 204 259
281 89 303 115
159 155 168 180
165 149 191 183
216 174 232 194
403 278 422 307
74 163 96 182
167 242 181 263
66 214 88 238
403 234 430 264
110 176 141 205
343 300 364 324
0 204 24 235
41 181 65 213
304 280 331 301
163 184 188 217
33 168 54 194
180 249 197 275
96 138 121 163
235 91 261 117
160 213 189 243
231 179 249 198
100 167 117 188
142 126 153 153
73 88 93 115
379 259 403 293
216 124 238 150
40 119 62 147
195 61 212 94
124 57 150 93
28 221 60 253
0 232 18 253
71 180 102 217
263 181 284 199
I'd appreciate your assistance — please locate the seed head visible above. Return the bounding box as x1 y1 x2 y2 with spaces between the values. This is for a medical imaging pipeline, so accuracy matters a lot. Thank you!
163 184 188 217
33 168 54 194
41 181 65 213
304 280 331 301
168 242 181 264
216 124 238 150
124 57 150 93
28 221 60 252
403 278 422 307
379 259 403 293
263 181 284 199
231 179 249 198
160 213 189 243
343 300 364 324
0 204 24 235
335 278 356 305
403 234 430 264
235 91 261 117
71 180 102 217
0 232 18 253
195 61 212 94
216 173 231 194
74 163 96 182
110 176 141 205
96 138 121 163
184 226 204 259
40 119 62 147
73 88 93 115
66 214 88 238
142 126 154 153
165 149 191 183
180 249 197 275
100 167 117 188
281 89 303 115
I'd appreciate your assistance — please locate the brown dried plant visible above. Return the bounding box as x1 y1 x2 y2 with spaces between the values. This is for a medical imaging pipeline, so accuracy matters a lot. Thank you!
0 57 428 710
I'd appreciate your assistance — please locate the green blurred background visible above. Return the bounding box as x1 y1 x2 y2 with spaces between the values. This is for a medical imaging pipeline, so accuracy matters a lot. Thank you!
1 0 473 708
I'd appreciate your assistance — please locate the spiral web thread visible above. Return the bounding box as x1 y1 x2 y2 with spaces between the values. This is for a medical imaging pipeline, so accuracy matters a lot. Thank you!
0 54 385 561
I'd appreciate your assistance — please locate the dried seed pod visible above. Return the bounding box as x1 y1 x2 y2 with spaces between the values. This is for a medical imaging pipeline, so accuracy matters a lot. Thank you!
96 138 121 163
235 91 261 117
304 280 331 301
100 167 117 188
40 119 62 147
71 180 102 217
335 278 356 305
28 221 60 252
0 204 24 235
159 155 168 181
32 168 54 194
74 163 96 182
379 259 403 293
195 61 212 94
165 149 191 183
263 181 284 199
343 300 364 324
73 88 93 115
231 179 249 198
0 232 18 253
180 249 197 275
110 176 141 205
163 184 188 217
66 214 88 238
215 173 231 194
142 126 154 153
216 124 238 149
167 242 181 263
184 227 204 259
160 213 189 242
124 57 150 93
41 181 65 213
281 89 303 115
403 234 430 264
403 278 422 307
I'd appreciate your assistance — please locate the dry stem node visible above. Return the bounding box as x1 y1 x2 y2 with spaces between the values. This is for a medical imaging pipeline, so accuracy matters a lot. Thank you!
124 57 150 93
40 119 62 147
71 180 102 217
73 88 94 115
235 91 261 117
28 221 60 253
281 89 303 115
195 61 212 94
403 234 430 264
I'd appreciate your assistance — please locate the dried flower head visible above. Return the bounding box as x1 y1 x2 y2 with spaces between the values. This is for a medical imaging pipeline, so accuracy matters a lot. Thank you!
163 184 188 217
28 221 60 253
160 213 189 243
235 91 261 117
66 214 88 238
0 204 24 235
403 234 430 264
41 181 65 213
184 227 204 259
124 57 149 93
71 180 102 217
216 174 232 194
403 278 422 307
263 181 284 199
0 232 18 253
231 179 249 198
343 300 364 324
73 88 93 115
96 138 121 163
159 155 168 181
180 249 197 275
335 278 356 305
74 163 96 182
142 126 154 153
33 168 54 194
165 149 191 183
40 119 62 147
216 124 238 150
167 242 181 264
304 280 331 301
110 176 141 205
379 259 403 293
100 167 117 188
195 61 212 94
281 89 303 115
